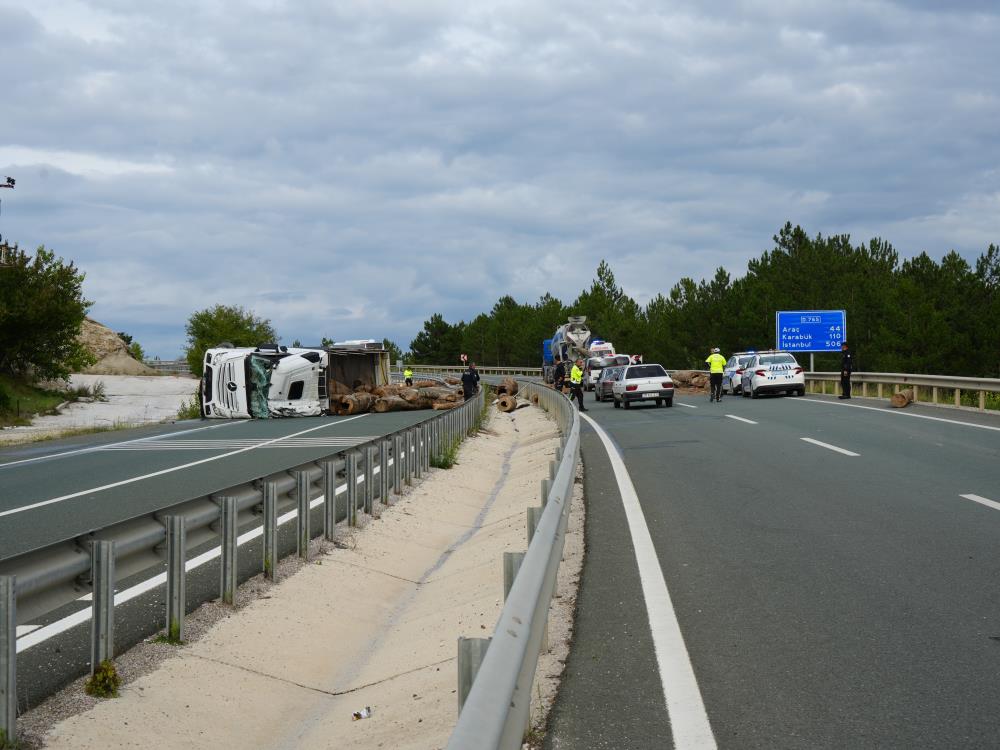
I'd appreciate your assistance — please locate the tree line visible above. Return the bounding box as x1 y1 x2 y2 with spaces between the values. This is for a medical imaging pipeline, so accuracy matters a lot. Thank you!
408 223 1000 377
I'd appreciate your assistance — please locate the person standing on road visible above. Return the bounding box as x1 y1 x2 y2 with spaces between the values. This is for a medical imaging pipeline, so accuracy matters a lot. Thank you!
461 362 480 399
570 358 587 411
404 366 413 387
705 347 727 402
839 342 853 399
552 357 566 392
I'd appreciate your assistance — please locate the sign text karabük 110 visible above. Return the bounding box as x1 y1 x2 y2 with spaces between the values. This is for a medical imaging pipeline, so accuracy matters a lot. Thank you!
775 310 846 352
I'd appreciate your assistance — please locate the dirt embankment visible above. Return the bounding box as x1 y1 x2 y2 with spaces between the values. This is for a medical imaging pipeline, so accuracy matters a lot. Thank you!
78 318 159 376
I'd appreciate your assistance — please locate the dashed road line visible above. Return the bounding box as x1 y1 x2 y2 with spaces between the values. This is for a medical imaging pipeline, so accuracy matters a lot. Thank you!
0 415 370 520
960 494 1000 512
725 415 757 424
677 402 698 409
580 412 717 749
800 437 860 457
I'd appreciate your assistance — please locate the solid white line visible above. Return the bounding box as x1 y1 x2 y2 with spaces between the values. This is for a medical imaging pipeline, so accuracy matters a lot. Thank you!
800 437 860 457
960 494 1000 512
792 397 1000 433
16 456 400 653
676 402 698 409
580 413 716 749
725 415 757 424
0 420 249 469
0 415 370 520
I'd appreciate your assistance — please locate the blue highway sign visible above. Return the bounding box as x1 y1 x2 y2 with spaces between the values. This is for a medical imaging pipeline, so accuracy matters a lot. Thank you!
775 310 846 352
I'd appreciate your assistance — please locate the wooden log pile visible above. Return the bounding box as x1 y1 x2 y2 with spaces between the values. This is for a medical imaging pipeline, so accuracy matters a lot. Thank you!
671 370 709 390
329 381 465 415
890 388 914 408
496 377 519 396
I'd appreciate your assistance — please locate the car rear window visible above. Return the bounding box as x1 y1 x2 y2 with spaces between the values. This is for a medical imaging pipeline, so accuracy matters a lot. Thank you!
760 354 797 365
626 364 667 378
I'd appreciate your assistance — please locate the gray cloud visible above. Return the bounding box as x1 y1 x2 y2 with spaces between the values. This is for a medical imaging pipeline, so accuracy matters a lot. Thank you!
1 0 998 357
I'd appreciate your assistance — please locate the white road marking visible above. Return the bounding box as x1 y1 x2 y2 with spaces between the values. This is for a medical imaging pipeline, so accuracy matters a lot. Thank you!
101 436 380 451
677 402 698 409
960 494 1000 512
792 397 1000 433
800 437 860 457
580 413 716 749
0 415 370 520
725 415 757 424
17 456 398 653
0 420 249 469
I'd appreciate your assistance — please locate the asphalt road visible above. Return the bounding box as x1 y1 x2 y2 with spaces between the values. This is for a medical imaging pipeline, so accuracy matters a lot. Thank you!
546 392 1000 750
0 411 438 560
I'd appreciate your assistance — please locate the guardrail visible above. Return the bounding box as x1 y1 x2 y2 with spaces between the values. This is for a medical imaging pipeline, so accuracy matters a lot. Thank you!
410 365 544 377
143 359 193 375
0 390 487 742
448 380 579 749
804 371 1000 412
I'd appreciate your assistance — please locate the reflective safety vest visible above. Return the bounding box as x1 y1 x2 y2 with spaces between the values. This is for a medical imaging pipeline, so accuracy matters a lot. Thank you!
404 368 413 379
705 353 726 374
570 364 583 385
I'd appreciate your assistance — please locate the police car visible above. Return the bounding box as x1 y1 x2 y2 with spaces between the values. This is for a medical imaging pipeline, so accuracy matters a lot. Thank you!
722 352 756 395
739 351 805 398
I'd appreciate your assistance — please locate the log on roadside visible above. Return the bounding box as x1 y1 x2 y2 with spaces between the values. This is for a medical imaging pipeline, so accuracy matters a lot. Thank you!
497 377 519 396
443 377 461 386
329 380 353 396
373 395 421 413
334 392 377 415
373 384 407 398
890 388 914 408
530 393 540 405
432 400 462 410
416 386 462 402
496 394 517 413
413 379 440 388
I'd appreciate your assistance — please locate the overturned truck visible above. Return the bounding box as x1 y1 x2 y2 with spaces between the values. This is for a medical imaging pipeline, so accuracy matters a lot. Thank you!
201 341 393 418
201 341 465 418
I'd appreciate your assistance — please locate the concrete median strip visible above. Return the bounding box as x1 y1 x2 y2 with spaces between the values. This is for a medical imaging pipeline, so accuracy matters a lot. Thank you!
25 405 583 750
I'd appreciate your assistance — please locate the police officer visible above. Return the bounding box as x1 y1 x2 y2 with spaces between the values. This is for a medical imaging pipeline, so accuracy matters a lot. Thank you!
705 347 727 402
461 362 480 399
839 342 853 399
552 357 566 392
403 366 413 387
570 358 587 411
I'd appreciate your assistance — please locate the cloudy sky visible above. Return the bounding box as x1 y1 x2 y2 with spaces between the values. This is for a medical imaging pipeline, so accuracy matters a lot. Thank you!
2 0 998 357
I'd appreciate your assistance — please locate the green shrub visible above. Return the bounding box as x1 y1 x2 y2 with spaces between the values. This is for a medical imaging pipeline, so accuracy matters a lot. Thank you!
176 396 202 420
84 659 121 698
431 438 460 469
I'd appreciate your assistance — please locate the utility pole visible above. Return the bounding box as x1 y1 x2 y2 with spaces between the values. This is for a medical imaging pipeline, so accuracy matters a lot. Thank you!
0 176 15 268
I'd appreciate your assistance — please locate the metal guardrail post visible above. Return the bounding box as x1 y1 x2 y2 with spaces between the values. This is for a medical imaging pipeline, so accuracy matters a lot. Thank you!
540 478 550 508
405 430 414 486
457 637 491 715
380 440 390 504
364 444 376 514
220 497 238 606
527 506 542 546
323 462 337 541
165 516 186 642
263 481 278 579
414 428 423 480
346 451 359 526
1 575 15 745
423 424 431 471
91 540 115 672
393 435 403 494
295 470 311 560
502 552 524 601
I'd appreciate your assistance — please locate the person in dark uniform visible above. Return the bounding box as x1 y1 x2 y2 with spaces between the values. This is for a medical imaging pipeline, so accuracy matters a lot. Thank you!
552 357 566 392
839 341 853 399
461 363 480 399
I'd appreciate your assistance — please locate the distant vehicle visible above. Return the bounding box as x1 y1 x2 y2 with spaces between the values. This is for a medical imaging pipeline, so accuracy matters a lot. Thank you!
584 353 630 391
594 364 627 402
612 364 674 409
723 352 756 395
544 317 592 383
739 352 805 399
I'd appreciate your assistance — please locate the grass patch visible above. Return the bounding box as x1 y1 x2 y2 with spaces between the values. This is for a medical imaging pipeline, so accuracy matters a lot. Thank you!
0 728 20 750
0 374 69 426
430 437 460 469
176 396 202 420
84 659 122 698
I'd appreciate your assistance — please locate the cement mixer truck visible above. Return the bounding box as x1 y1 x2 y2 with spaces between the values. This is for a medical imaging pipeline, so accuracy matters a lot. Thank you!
542 316 593 383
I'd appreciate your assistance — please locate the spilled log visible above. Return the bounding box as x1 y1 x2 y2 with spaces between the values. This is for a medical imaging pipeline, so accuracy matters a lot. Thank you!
890 388 914 408
334 392 377 415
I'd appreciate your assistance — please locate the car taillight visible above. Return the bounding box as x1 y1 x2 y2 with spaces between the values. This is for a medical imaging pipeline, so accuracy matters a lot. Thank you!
662 382 673 388
755 369 766 376
626 384 638 391
794 367 803 374
735 368 743 374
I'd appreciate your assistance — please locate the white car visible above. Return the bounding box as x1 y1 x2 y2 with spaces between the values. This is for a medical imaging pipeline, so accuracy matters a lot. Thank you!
740 352 805 398
612 364 674 408
723 352 756 395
